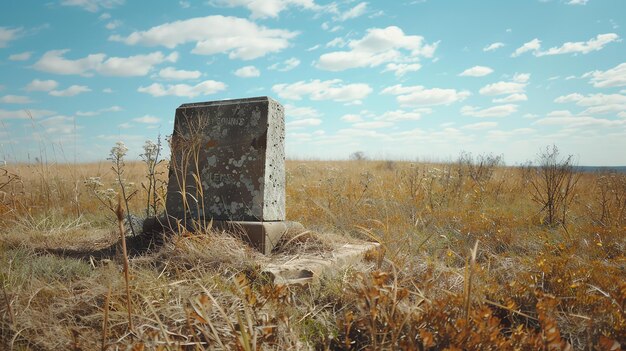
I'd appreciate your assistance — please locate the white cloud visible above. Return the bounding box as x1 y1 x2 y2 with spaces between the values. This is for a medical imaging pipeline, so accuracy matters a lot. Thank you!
459 65 493 77
461 104 519 118
512 33 619 57
511 38 541 57
377 109 426 121
382 63 421 77
8 52 32 61
0 27 23 48
493 93 527 103
479 73 530 96
336 2 367 21
554 93 626 106
33 49 177 76
535 110 626 128
60 0 125 12
554 92 626 115
567 0 588 5
284 104 321 119
102 88 113 93
483 42 504 52
25 79 59 92
353 121 393 129
586 62 626 88
287 118 322 128
0 95 34 104
341 114 362 122
268 57 300 71
105 20 122 30
49 85 91 97
326 37 346 48
109 16 297 60
272 79 372 103
381 84 470 106
158 66 202 80
33 49 103 75
99 51 178 76
463 122 498 130
38 115 77 134
118 122 133 129
209 0 324 19
234 65 260 78
133 115 160 124
99 12 111 20
0 109 55 120
76 105 122 116
137 80 227 98
316 26 438 71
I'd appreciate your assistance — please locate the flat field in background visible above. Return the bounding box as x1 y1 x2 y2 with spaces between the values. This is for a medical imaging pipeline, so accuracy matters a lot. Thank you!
0 158 624 350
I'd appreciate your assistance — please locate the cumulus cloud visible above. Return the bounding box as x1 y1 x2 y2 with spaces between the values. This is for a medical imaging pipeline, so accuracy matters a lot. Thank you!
534 110 626 128
463 122 498 130
234 65 260 77
25 79 59 92
105 20 122 30
272 79 372 103
0 95 34 104
8 52 32 61
33 49 177 76
511 38 541 57
137 80 227 98
158 66 202 80
284 104 321 119
76 105 122 116
0 26 23 48
492 93 527 103
381 84 470 106
268 57 300 71
49 85 91 97
512 33 619 57
335 2 367 21
567 0 588 5
0 109 55 120
483 42 504 52
459 65 493 77
554 92 626 115
60 0 125 12
341 114 362 122
316 26 438 72
377 109 427 121
287 118 322 128
585 62 626 88
382 63 421 77
109 16 297 60
461 104 519 118
479 73 530 96
133 115 160 124
209 0 324 19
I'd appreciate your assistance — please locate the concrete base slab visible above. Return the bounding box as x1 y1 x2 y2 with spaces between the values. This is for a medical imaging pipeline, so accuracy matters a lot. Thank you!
212 220 304 255
262 242 381 285
143 216 304 254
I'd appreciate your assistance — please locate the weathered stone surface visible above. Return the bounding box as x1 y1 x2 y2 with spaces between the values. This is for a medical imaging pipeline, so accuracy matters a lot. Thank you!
165 96 285 222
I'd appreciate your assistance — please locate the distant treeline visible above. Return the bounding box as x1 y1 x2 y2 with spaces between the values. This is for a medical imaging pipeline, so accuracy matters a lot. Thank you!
574 166 626 174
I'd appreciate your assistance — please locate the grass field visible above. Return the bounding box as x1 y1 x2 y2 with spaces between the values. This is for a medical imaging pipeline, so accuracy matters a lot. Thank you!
0 151 625 350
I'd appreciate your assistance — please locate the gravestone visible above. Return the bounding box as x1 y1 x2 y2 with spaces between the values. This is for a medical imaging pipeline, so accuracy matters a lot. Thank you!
165 96 299 253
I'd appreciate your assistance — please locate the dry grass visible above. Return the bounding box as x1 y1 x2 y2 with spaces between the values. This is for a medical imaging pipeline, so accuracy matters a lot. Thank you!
0 158 625 350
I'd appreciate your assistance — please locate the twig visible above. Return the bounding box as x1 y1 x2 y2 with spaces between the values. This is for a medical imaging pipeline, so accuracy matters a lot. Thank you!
116 199 133 333
101 286 111 351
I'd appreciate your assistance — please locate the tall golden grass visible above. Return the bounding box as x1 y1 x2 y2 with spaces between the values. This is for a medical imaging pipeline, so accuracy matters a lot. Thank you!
0 156 624 349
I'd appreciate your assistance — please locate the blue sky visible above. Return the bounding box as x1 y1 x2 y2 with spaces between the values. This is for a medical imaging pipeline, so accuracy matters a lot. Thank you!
0 0 625 165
